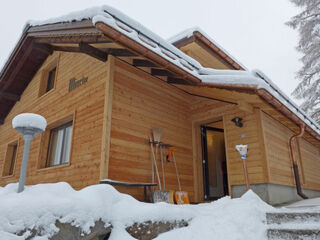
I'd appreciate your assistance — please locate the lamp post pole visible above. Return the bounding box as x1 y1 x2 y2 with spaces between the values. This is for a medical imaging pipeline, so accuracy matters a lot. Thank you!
17 134 34 193
12 113 47 193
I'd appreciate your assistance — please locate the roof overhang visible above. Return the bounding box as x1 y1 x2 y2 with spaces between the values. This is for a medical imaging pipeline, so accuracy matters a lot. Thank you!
0 7 319 144
170 29 245 71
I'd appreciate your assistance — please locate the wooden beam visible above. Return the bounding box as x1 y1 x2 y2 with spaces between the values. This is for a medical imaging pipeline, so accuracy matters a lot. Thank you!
79 42 108 62
151 68 175 77
32 35 109 44
100 56 115 180
132 59 157 67
0 92 20 102
106 48 138 57
2 41 34 91
32 43 53 55
167 77 190 85
51 46 81 53
237 100 254 113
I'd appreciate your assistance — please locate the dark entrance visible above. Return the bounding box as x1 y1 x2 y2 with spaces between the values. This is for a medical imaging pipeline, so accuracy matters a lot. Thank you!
201 124 228 200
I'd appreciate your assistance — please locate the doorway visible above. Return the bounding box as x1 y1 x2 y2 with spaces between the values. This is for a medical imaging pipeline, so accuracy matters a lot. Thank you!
201 121 228 200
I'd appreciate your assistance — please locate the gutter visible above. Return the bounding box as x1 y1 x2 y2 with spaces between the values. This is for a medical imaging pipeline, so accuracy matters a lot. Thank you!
289 124 308 199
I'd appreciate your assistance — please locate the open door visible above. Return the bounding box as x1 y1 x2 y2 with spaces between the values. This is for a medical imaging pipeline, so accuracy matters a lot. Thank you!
201 124 228 200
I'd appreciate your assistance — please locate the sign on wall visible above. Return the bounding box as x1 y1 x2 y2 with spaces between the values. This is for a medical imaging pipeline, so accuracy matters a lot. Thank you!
68 77 88 92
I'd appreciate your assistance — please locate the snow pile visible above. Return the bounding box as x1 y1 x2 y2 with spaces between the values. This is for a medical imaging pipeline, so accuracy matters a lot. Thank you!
0 182 272 240
12 113 47 131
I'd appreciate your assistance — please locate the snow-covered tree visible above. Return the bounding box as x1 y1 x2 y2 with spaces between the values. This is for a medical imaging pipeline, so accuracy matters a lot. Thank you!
287 0 320 123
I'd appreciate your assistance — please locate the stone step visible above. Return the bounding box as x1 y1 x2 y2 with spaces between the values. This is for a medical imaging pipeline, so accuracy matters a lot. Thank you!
267 229 320 240
267 212 320 225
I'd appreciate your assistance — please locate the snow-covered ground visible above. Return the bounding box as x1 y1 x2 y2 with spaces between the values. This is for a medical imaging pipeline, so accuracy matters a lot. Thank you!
284 197 320 211
0 182 272 240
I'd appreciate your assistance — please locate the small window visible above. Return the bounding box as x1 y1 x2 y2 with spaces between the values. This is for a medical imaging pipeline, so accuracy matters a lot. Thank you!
39 57 59 97
46 122 73 167
46 67 56 92
2 141 18 176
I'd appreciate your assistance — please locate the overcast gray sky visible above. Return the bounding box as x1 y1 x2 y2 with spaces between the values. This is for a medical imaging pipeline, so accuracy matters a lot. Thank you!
0 0 301 101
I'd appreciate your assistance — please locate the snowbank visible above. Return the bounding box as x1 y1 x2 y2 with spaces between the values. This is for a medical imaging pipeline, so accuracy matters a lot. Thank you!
12 113 47 131
0 182 272 240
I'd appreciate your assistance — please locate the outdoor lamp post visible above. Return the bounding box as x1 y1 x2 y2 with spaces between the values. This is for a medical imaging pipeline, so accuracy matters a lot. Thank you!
12 113 47 193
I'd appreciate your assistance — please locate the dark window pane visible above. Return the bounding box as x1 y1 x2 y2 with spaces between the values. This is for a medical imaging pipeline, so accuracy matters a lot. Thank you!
46 122 72 167
9 144 17 175
46 67 56 92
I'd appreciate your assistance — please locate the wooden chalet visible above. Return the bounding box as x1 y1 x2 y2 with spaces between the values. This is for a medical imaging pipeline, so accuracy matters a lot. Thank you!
1 7 320 205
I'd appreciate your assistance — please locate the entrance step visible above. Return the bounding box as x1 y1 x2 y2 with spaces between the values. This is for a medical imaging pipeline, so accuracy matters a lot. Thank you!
266 212 320 239
267 229 320 240
267 212 320 225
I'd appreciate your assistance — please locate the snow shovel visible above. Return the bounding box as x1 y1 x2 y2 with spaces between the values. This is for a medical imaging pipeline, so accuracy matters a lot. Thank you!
151 128 173 203
170 147 190 204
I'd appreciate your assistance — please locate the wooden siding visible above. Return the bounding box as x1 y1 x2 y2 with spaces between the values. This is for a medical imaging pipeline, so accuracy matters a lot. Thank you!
180 42 232 69
108 59 194 201
0 51 108 189
298 138 320 190
189 96 267 200
261 111 320 191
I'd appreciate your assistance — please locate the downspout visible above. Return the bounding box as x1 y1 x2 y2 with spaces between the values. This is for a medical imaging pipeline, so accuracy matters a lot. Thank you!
289 124 308 199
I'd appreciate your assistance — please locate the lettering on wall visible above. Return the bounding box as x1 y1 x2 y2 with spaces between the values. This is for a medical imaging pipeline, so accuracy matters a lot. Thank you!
68 77 88 92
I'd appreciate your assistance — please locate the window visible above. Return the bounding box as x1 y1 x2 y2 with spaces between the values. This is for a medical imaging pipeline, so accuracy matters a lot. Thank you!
46 122 73 167
2 141 18 176
46 67 56 92
39 57 59 97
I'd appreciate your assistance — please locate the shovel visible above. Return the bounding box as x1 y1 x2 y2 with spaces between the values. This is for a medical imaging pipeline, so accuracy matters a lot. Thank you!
151 128 174 203
170 147 190 204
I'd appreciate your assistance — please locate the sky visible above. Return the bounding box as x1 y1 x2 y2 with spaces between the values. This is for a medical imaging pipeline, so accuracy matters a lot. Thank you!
0 0 302 102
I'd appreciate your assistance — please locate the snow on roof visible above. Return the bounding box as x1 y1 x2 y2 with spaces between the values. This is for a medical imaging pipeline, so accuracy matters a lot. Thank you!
167 27 248 70
13 5 320 137
12 113 47 131
0 182 271 239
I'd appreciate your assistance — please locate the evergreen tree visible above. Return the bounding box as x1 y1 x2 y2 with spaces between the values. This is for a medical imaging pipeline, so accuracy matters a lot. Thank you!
287 0 320 123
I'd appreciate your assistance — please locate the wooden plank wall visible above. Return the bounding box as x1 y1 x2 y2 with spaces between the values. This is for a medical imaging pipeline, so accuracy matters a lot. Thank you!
189 97 267 200
108 60 194 201
0 51 108 189
262 112 320 191
299 138 320 190
223 110 266 186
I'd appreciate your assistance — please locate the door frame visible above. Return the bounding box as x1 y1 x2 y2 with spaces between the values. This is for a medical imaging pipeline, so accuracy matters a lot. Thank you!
201 125 226 201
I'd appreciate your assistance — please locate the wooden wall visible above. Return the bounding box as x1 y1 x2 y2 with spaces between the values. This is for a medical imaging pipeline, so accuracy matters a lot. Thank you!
108 59 194 201
262 112 320 191
189 96 267 200
3 49 319 202
0 51 108 189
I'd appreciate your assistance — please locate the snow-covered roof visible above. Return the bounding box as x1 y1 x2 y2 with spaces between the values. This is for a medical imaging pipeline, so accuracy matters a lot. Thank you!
167 27 247 70
6 5 320 137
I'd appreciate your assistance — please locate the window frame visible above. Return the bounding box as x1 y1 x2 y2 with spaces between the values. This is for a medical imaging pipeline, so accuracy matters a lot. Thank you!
38 55 60 98
45 121 73 168
37 113 75 170
2 140 19 177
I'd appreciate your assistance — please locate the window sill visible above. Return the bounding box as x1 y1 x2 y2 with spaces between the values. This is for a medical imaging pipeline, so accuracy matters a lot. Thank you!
38 87 55 100
37 162 71 172
1 174 14 179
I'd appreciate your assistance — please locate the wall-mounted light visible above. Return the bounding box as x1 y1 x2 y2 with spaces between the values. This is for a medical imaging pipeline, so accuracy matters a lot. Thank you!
232 117 243 127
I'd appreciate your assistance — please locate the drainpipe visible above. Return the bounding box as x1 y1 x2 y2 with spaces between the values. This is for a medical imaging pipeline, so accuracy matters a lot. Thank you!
289 124 308 199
